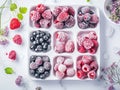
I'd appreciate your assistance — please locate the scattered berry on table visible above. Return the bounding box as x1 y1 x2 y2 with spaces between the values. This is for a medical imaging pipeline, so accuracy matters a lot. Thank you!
8 50 16 60
13 34 22 45
10 18 21 30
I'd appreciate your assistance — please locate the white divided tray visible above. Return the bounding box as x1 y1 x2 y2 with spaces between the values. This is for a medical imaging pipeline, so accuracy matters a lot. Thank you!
28 4 100 80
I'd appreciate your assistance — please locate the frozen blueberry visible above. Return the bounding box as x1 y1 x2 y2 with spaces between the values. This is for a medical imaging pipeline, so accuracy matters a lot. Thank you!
39 38 44 43
30 69 35 76
36 45 43 52
44 71 50 77
44 62 51 70
35 73 40 78
30 55 36 62
43 35 49 41
40 74 46 79
38 66 45 74
30 36 35 42
30 45 36 51
32 31 37 36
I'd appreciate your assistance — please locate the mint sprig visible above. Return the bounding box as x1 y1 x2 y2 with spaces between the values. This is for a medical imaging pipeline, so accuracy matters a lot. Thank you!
17 13 23 20
19 7 27 14
10 3 17 11
4 67 14 74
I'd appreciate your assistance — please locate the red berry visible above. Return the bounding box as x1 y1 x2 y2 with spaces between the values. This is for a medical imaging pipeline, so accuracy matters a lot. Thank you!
8 50 16 60
68 6 75 16
42 9 52 20
10 18 21 30
82 64 91 72
78 46 86 53
92 40 99 48
57 12 69 22
77 70 87 79
36 4 46 13
88 70 97 79
13 34 22 45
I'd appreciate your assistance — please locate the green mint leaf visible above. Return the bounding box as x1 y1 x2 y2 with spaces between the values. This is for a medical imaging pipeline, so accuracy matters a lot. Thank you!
17 13 23 20
10 3 17 11
19 7 27 14
86 0 90 2
4 67 14 74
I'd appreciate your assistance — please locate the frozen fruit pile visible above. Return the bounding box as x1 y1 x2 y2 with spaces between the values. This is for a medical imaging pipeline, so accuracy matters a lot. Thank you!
77 6 99 29
77 31 98 54
54 56 75 79
30 4 52 28
77 55 98 79
53 6 75 29
30 30 51 52
54 31 75 53
29 55 51 79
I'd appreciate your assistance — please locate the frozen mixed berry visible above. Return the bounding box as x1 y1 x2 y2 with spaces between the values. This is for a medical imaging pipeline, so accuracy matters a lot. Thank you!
53 6 75 29
15 76 22 86
65 40 74 53
8 50 16 60
66 68 75 77
77 6 99 29
29 55 51 79
30 4 52 28
13 34 22 45
10 18 21 30
30 30 51 52
77 70 87 79
77 31 98 54
87 70 97 79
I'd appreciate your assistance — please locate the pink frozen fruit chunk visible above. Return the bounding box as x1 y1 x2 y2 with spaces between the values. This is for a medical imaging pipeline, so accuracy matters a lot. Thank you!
64 58 73 66
87 70 97 79
66 68 75 77
82 64 91 72
56 71 65 79
56 56 65 64
58 64 67 73
36 4 46 13
57 12 69 22
65 40 74 52
42 9 52 20
30 10 41 21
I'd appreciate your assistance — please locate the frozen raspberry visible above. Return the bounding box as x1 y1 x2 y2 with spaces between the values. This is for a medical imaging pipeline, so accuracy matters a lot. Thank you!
77 70 87 79
90 61 98 71
77 35 87 46
83 39 94 49
68 6 75 16
56 56 65 64
77 15 84 23
56 71 65 79
90 14 99 24
88 31 97 40
83 13 91 21
8 50 16 60
39 19 51 28
36 4 46 13
65 15 75 28
88 48 96 54
82 64 91 72
62 6 69 12
55 22 64 29
54 63 59 71
58 64 67 73
53 6 62 17
13 34 22 45
65 40 74 53
56 31 68 42
30 10 41 21
87 70 97 79
10 18 21 30
92 40 99 48
55 42 65 53
78 22 88 29
42 9 52 20
82 55 92 64
81 6 90 14
78 46 86 53
30 62 38 69
34 21 41 28
57 12 69 22
77 60 84 70
64 58 73 66
66 68 75 77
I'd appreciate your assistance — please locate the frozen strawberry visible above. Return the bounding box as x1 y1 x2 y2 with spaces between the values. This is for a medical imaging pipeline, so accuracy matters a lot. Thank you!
10 18 21 30
42 9 52 20
90 61 98 71
82 64 91 72
36 4 46 13
54 63 59 71
65 15 75 28
56 71 65 79
83 39 94 50
64 58 73 66
13 34 22 45
68 6 75 16
88 70 97 79
88 31 97 40
66 68 75 77
8 50 16 60
90 14 99 24
78 46 86 53
55 42 65 53
77 70 87 79
77 60 84 70
65 40 74 53
58 64 67 73
56 31 68 42
56 56 65 64
39 19 51 28
55 22 64 29
57 12 69 22
30 10 41 21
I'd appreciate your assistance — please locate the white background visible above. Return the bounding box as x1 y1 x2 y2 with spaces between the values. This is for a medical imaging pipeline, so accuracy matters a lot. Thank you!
0 0 120 90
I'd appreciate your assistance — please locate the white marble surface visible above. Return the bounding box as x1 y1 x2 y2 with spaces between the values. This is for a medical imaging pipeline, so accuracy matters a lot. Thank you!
0 0 120 90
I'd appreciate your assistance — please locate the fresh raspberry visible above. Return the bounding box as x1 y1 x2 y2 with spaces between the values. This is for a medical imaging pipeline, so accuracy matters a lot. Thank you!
57 12 69 22
83 39 94 49
90 61 98 71
55 22 64 29
39 19 51 28
83 13 91 21
42 9 52 20
13 34 22 45
10 18 21 30
56 71 65 79
36 4 46 13
82 64 91 72
77 70 87 79
87 70 97 79
64 58 73 66
58 64 67 73
30 10 41 21
56 56 65 64
65 40 74 53
68 6 75 16
78 46 86 53
65 15 75 28
77 60 84 70
8 50 16 60
66 68 75 77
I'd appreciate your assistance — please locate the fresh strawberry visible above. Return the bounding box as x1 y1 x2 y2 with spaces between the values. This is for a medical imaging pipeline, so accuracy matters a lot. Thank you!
10 18 21 30
8 50 16 60
13 34 22 45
